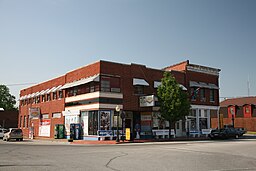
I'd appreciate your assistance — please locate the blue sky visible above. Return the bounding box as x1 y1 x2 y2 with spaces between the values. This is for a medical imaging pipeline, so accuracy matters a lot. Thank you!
0 0 256 104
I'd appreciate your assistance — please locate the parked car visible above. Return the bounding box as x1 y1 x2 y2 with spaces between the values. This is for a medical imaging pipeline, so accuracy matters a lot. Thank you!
208 127 241 139
0 128 8 139
3 128 23 141
235 127 247 136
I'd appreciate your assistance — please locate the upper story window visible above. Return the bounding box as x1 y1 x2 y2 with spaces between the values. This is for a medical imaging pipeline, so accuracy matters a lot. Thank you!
200 88 206 102
190 87 199 101
53 92 57 100
42 95 46 102
101 80 110 92
59 90 63 99
47 94 51 101
36 96 40 103
210 89 215 102
134 85 144 95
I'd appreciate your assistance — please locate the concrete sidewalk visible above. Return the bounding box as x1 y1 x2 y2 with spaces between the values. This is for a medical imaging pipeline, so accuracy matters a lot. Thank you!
25 136 210 145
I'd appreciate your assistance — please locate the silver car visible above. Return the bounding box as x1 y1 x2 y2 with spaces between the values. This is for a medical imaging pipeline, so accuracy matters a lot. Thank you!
3 128 23 141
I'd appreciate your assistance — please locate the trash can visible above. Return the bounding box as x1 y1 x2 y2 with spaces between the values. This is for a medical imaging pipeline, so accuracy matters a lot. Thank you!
55 124 65 139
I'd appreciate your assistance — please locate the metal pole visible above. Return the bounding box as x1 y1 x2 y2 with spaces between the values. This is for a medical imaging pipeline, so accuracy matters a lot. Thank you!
116 111 120 142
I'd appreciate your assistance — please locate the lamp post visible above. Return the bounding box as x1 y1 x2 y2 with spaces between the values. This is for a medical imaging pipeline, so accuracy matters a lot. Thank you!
115 105 120 142
120 111 125 142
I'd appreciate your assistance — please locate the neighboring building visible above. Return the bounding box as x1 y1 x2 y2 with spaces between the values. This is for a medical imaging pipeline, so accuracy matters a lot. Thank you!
0 110 19 128
211 97 256 131
19 60 220 140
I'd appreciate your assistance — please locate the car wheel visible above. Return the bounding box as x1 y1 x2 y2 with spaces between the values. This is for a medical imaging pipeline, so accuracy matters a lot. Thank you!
235 135 239 139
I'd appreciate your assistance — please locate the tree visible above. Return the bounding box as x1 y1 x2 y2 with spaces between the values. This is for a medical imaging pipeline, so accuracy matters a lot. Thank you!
157 72 190 138
0 85 17 111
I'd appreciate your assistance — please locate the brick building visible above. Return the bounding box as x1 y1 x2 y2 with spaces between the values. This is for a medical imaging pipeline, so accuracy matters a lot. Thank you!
19 60 220 140
211 97 256 131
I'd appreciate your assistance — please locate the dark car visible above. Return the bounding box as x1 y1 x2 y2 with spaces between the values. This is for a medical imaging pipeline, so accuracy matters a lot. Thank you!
209 128 240 139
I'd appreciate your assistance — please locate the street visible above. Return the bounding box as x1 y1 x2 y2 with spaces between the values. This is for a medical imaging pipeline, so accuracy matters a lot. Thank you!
1 139 256 171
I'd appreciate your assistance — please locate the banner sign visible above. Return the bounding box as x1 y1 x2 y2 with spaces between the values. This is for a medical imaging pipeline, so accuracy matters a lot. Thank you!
29 107 40 119
139 95 155 107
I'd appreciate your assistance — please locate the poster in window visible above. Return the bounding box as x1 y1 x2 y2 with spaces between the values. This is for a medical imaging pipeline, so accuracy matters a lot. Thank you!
100 111 111 130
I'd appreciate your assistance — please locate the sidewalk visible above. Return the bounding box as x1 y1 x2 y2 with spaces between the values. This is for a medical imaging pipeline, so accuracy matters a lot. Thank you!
25 136 211 145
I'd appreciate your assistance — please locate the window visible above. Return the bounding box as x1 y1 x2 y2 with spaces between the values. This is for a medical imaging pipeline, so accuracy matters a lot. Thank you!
53 92 57 100
210 89 215 102
36 96 40 103
41 114 49 119
90 85 95 93
52 113 61 118
134 86 144 95
59 91 63 99
47 94 51 101
20 116 22 128
42 95 46 102
88 111 98 135
73 88 78 96
191 87 199 101
200 88 206 102
23 116 27 128
101 80 110 92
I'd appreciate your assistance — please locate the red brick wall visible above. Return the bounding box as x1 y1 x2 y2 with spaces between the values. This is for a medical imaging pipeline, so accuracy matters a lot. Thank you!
165 60 188 71
211 118 256 131
186 70 219 106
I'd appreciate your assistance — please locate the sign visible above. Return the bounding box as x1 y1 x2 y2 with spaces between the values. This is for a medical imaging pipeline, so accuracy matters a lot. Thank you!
98 130 113 136
139 95 155 107
39 119 51 137
126 128 130 140
29 107 40 119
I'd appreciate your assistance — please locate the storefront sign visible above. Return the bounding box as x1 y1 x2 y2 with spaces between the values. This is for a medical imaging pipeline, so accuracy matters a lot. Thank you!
39 119 51 137
139 95 155 107
29 107 40 119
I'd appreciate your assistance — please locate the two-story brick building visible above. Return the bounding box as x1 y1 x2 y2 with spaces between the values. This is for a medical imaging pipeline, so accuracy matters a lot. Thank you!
19 60 220 140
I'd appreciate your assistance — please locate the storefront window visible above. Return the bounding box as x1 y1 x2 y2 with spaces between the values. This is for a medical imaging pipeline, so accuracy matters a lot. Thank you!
88 111 98 135
99 111 111 130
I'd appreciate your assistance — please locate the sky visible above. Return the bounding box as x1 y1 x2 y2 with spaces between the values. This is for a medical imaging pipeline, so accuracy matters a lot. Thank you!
0 0 256 105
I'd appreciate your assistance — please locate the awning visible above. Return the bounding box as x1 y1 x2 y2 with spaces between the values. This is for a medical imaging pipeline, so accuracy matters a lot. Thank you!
51 85 62 92
41 88 50 95
190 81 201 87
208 83 219 89
45 87 56 94
133 78 149 86
30 93 36 98
154 81 187 90
199 82 209 88
60 74 100 90
179 84 187 91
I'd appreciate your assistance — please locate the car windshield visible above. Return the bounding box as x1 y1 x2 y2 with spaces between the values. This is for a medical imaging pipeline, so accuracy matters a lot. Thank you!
11 129 22 133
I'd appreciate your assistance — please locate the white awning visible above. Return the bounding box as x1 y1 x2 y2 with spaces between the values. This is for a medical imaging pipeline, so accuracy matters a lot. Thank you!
20 96 24 100
27 94 32 99
154 81 187 90
30 93 36 98
179 84 187 91
52 85 62 92
23 95 28 100
133 78 149 86
208 83 219 89
39 89 48 96
45 87 56 94
61 74 100 90
199 82 209 88
190 81 201 87
35 91 41 96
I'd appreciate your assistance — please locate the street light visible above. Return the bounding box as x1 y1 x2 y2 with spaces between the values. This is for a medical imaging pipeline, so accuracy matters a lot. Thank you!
115 105 120 142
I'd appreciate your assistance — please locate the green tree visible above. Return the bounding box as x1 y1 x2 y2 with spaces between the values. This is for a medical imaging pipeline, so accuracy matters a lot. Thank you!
0 85 17 111
157 72 190 138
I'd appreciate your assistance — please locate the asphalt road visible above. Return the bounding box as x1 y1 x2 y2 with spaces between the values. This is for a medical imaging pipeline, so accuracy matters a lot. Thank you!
1 138 256 171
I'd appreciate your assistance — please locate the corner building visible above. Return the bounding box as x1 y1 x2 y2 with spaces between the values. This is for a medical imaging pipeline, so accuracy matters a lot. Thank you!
19 60 220 140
